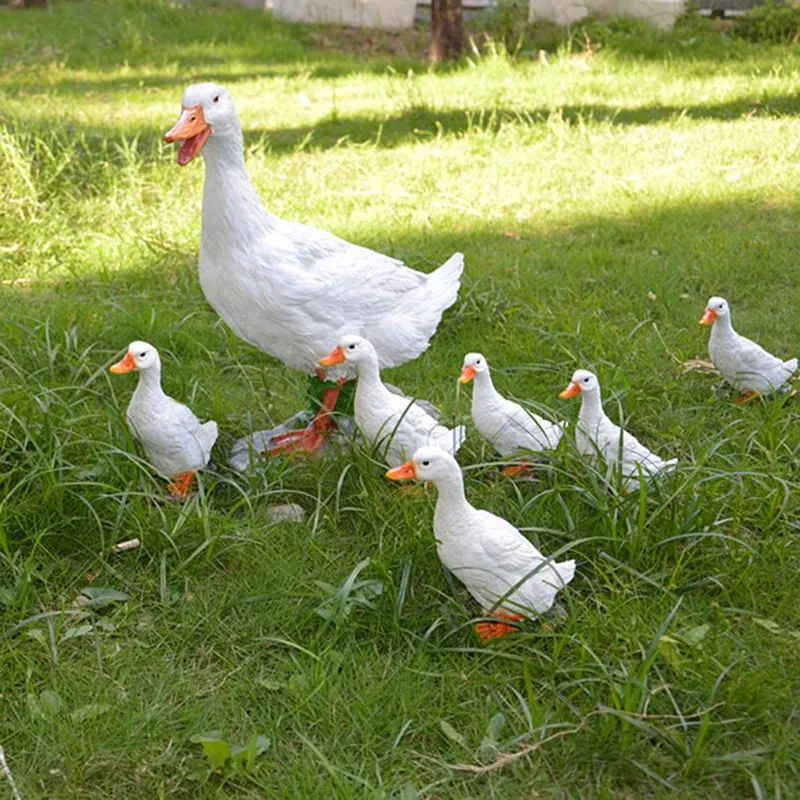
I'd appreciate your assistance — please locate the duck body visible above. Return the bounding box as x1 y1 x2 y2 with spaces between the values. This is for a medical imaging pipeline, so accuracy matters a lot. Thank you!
387 447 575 628
322 336 465 467
126 379 218 477
562 370 676 491
170 84 464 380
111 342 217 493
702 298 797 395
460 354 564 456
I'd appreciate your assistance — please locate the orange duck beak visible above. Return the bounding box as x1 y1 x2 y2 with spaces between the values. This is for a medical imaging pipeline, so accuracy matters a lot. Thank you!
385 460 417 481
319 346 346 367
164 105 211 166
559 381 581 399
110 351 136 374
459 365 476 384
699 308 717 326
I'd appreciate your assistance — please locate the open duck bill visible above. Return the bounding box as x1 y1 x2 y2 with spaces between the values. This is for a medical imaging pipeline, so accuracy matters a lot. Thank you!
459 365 476 384
699 308 718 325
164 105 211 166
385 460 417 481
559 382 581 399
110 352 136 374
319 346 346 367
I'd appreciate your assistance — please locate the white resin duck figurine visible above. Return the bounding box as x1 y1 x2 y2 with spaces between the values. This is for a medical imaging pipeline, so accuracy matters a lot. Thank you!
459 352 565 473
164 83 464 455
559 370 677 492
110 341 218 498
700 296 797 401
320 335 465 467
386 446 575 640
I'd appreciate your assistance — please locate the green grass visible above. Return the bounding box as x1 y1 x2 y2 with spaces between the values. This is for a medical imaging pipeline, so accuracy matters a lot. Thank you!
1 2 799 796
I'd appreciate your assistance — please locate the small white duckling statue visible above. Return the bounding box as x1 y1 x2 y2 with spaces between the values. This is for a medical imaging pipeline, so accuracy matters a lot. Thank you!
319 335 465 468
386 446 575 640
459 352 564 474
110 341 218 498
559 370 677 492
700 296 797 402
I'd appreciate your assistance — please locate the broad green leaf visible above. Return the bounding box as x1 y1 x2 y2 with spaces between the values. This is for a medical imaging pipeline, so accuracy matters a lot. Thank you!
79 587 131 609
439 719 465 747
190 733 231 771
752 617 782 634
62 624 94 641
486 712 506 742
657 635 684 674
681 624 710 647
71 703 110 722
477 736 498 765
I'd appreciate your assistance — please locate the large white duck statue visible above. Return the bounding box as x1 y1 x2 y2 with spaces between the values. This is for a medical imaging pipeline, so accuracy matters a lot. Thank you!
559 369 677 492
386 446 575 640
164 83 464 456
700 296 797 402
110 341 218 498
319 335 465 467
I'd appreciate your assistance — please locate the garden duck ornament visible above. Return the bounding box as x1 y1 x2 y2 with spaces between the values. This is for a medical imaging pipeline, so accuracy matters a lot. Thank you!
700 296 797 401
320 335 465 467
386 446 575 640
164 83 464 463
559 370 677 492
110 341 218 498
459 352 565 475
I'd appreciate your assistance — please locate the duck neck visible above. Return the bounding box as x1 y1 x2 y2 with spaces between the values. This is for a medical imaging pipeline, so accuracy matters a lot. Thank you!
200 127 275 245
132 365 166 403
711 314 735 340
472 368 500 404
354 357 385 392
433 471 468 513
578 388 603 424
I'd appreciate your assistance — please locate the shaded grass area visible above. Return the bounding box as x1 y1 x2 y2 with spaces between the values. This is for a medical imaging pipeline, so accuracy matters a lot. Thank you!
1 2 799 798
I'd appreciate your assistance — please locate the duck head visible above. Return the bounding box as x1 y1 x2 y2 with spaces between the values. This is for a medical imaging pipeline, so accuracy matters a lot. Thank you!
459 352 488 383
110 341 160 374
319 335 376 369
560 369 599 399
385 446 458 485
164 83 238 166
700 296 729 326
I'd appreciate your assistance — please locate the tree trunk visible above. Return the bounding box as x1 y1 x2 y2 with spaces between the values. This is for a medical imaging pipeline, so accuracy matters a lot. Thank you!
430 0 466 63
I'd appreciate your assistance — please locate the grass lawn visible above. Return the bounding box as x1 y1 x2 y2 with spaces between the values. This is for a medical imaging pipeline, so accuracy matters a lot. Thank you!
1 1 799 796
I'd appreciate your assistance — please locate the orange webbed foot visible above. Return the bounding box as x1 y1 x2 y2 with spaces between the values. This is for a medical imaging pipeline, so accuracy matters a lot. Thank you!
475 611 525 641
502 460 533 478
735 391 758 404
167 471 194 498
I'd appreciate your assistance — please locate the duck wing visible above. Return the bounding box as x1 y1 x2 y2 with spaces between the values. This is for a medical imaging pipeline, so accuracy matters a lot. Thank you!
472 510 573 613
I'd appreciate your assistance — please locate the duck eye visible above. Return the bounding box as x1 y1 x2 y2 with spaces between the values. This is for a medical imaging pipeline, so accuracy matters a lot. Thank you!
140 352 147 358
476 359 481 364
213 95 220 103
348 344 355 350
584 377 590 383
422 461 430 467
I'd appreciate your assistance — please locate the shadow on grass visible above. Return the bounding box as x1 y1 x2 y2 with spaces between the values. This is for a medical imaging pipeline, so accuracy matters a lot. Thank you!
2 194 798 352
4 90 800 175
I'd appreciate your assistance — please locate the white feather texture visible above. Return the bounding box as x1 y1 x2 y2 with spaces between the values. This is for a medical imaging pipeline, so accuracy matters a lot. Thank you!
178 83 464 377
331 335 465 468
408 447 575 616
461 352 564 456
567 370 677 491
120 342 218 476
703 297 797 394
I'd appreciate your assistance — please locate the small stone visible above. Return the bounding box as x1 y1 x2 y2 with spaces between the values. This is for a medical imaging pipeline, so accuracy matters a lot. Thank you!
266 503 306 524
